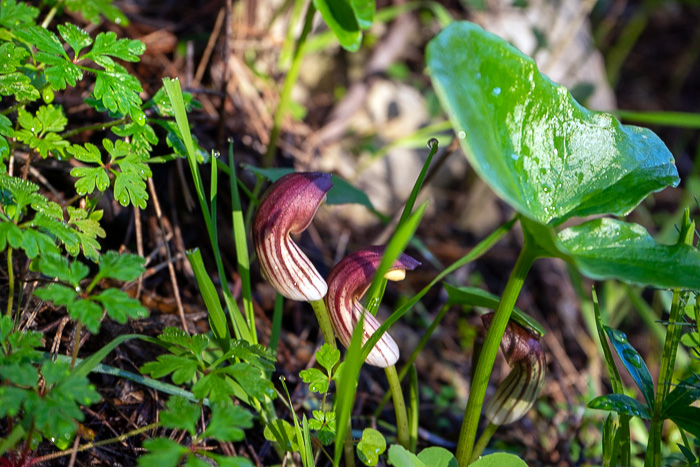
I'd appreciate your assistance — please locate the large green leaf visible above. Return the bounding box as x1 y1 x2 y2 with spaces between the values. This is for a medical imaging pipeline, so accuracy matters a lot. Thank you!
426 22 679 226
558 218 700 290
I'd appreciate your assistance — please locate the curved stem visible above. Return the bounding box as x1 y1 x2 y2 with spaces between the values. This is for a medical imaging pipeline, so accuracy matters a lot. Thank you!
470 422 498 462
384 364 410 450
309 299 337 350
455 244 535 466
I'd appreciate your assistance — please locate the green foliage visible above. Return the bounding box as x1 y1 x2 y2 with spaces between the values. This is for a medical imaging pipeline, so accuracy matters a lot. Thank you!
140 328 276 405
427 21 679 227
33 251 148 333
139 396 254 467
469 452 528 467
386 445 459 467
0 316 101 451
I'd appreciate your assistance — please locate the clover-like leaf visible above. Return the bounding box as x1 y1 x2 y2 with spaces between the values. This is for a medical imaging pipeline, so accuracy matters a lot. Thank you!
426 21 679 226
299 368 329 394
309 410 336 445
317 343 341 374
357 428 386 466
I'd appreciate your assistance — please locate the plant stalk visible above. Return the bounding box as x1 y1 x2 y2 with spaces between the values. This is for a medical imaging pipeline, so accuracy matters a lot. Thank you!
309 299 337 350
384 364 410 449
646 288 684 466
6 247 14 318
470 422 498 462
455 244 535 466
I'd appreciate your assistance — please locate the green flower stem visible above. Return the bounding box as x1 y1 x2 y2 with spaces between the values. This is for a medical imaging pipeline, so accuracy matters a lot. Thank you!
374 303 450 416
646 288 684 466
385 364 410 450
309 299 337 350
470 422 498 463
455 244 535 466
408 364 419 452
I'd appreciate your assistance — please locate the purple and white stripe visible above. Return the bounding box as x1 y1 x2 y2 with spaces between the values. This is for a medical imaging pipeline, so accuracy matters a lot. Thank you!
325 246 420 368
253 172 332 302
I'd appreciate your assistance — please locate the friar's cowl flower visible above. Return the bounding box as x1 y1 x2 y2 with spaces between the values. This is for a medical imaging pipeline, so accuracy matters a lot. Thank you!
325 246 420 368
482 313 546 425
254 172 332 302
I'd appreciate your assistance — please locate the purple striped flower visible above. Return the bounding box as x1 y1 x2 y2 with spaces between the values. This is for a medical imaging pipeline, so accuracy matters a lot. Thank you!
254 172 332 302
325 246 420 368
482 313 546 425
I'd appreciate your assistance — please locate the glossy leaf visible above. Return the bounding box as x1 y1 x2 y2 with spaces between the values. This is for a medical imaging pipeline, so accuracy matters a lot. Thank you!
416 447 458 467
387 444 425 467
558 218 700 290
604 326 655 409
470 452 528 467
588 393 651 419
426 22 679 226
666 405 700 440
357 428 386 466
